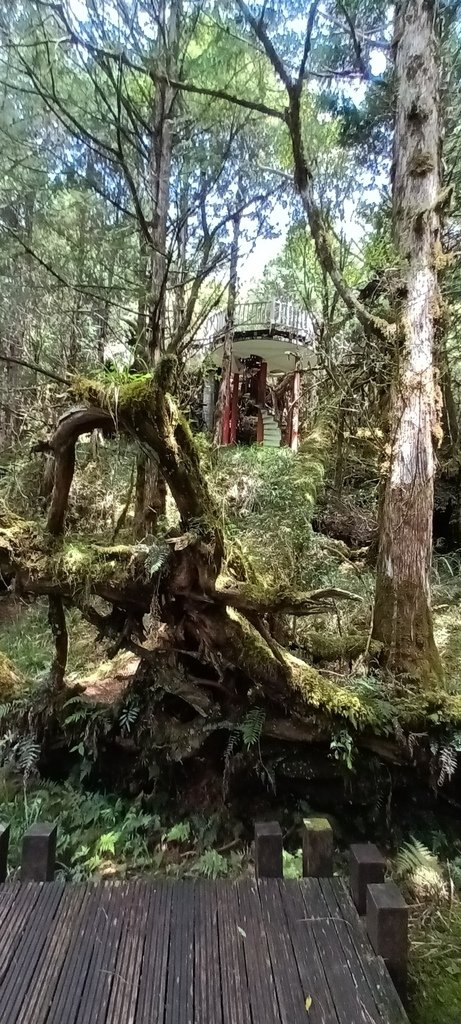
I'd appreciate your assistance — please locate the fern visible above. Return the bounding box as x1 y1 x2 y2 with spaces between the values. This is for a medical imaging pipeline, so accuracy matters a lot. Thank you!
97 830 120 856
119 701 140 734
164 821 191 843
438 745 458 786
223 729 239 797
17 738 41 775
395 838 438 878
241 708 265 749
193 849 228 879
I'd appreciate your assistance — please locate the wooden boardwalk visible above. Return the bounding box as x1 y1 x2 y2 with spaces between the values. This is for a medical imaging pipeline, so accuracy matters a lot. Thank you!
0 877 408 1024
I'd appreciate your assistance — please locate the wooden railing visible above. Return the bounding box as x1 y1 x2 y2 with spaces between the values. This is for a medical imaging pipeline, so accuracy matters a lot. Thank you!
203 298 314 345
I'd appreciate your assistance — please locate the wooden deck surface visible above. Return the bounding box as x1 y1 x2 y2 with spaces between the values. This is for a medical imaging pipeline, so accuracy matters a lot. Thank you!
0 877 408 1024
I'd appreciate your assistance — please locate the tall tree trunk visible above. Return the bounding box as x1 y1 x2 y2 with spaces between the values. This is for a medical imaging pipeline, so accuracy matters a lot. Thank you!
147 0 179 359
372 0 443 683
213 201 241 446
134 2 179 535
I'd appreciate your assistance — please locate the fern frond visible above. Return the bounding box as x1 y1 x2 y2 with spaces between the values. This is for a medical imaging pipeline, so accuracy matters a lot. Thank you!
395 838 438 878
438 745 457 786
241 708 265 749
223 730 239 798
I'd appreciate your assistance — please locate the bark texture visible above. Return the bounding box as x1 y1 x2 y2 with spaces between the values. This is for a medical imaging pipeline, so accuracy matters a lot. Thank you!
372 0 443 682
213 200 241 446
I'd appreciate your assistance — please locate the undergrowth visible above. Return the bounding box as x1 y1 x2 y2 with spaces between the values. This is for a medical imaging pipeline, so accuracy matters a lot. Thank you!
0 776 250 881
0 600 98 681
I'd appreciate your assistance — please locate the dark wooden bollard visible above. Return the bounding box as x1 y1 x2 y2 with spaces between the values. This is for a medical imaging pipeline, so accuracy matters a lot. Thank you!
350 843 386 915
21 823 57 882
0 823 10 882
254 821 283 878
302 817 333 877
367 882 408 1001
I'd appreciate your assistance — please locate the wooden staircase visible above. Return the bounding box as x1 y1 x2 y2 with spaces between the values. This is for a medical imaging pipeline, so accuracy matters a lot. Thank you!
260 406 282 448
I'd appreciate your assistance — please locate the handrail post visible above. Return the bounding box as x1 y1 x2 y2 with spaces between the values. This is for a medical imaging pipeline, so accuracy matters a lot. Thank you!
0 823 10 882
302 817 333 877
21 822 57 882
350 843 386 915
366 882 408 1002
254 821 283 879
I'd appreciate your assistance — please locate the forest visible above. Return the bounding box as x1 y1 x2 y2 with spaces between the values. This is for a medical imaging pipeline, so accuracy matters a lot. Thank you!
1 0 461 1019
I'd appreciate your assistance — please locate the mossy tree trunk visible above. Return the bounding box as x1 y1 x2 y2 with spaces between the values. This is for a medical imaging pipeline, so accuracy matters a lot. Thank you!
372 0 443 684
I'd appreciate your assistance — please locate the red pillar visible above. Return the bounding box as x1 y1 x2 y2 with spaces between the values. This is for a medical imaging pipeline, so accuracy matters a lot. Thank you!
230 373 239 444
290 369 300 451
256 361 268 444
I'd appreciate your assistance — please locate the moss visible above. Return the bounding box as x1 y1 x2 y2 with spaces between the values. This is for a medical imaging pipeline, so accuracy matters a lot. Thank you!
305 630 382 663
0 653 24 700
408 151 436 176
72 370 154 413
303 816 330 832
227 608 288 689
289 655 378 727
56 539 140 593
0 519 152 599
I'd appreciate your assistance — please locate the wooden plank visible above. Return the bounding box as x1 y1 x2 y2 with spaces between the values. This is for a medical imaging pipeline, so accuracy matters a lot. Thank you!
0 882 65 1024
0 882 44 982
165 880 195 1024
0 883 20 930
257 879 309 1024
194 881 223 1024
216 881 252 1024
236 879 280 1024
76 882 126 1024
279 880 340 1024
45 883 108 1024
17 885 89 1024
135 882 173 1024
106 880 150 1024
299 878 379 1024
319 879 389 1023
330 878 408 1024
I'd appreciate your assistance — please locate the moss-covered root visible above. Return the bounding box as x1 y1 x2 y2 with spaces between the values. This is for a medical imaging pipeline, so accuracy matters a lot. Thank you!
305 630 382 663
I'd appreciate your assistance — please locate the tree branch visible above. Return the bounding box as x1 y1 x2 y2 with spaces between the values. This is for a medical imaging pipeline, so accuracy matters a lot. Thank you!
237 3 393 342
0 353 68 386
298 0 320 84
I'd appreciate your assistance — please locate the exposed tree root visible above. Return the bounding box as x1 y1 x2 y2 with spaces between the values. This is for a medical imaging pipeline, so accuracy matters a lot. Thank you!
2 355 460 788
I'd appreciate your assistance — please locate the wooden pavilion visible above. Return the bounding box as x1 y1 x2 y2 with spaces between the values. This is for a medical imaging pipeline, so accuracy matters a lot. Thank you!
202 299 316 450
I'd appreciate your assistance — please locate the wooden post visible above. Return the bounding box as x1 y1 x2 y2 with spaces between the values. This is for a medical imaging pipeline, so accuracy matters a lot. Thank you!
222 392 231 445
290 369 300 451
0 823 10 882
350 843 386 915
202 371 215 432
21 823 57 882
366 882 408 1000
230 372 239 444
302 817 333 877
256 361 268 444
254 821 283 879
